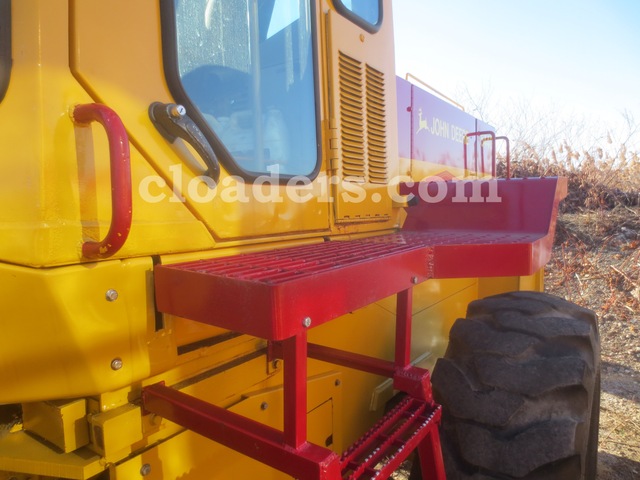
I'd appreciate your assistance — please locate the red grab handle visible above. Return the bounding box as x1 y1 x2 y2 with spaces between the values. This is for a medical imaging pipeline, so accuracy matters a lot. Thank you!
73 103 132 259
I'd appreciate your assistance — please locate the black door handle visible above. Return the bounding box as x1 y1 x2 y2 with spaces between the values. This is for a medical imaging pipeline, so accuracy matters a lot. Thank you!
149 102 221 185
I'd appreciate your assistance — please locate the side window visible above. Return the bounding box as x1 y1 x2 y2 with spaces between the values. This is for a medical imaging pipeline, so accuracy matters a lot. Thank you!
334 0 382 32
0 0 11 102
162 0 319 178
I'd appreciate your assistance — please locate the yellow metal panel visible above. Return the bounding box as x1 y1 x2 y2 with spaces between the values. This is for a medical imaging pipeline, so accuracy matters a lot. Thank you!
0 432 102 480
22 399 89 454
374 277 477 318
411 282 479 370
0 0 84 265
477 272 545 300
309 304 394 446
87 404 143 463
520 269 544 292
87 339 269 418
131 354 281 469
112 427 285 480
0 0 214 266
233 371 343 452
0 258 153 403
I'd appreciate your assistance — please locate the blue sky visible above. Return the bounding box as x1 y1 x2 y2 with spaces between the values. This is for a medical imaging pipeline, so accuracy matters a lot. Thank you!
393 0 640 148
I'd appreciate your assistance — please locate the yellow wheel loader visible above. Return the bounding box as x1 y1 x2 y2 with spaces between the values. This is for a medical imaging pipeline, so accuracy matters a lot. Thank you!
0 1 599 479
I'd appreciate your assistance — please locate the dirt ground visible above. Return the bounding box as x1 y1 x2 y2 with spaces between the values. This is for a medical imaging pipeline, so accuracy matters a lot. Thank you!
547 207 640 480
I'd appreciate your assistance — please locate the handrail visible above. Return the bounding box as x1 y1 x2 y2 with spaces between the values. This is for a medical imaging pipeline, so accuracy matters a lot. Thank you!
496 136 511 179
464 131 495 177
404 73 465 111
72 103 132 259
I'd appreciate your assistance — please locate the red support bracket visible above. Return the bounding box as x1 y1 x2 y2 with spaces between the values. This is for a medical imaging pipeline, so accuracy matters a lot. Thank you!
283 332 308 448
142 382 342 479
143 283 442 479
395 289 413 368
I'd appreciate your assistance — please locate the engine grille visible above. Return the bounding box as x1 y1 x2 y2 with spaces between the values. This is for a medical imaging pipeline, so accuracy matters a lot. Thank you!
338 52 387 184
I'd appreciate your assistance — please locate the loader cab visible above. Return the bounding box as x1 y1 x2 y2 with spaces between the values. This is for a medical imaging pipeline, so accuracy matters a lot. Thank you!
0 0 399 266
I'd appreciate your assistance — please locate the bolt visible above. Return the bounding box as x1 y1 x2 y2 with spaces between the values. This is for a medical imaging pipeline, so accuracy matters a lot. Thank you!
272 359 281 369
411 276 419 284
335 379 341 387
260 402 269 410
110 358 123 370
140 463 152 476
105 289 119 302
302 317 312 328
169 104 186 118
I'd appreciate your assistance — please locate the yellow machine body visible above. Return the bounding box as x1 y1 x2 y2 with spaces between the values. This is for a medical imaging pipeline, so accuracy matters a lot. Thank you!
0 1 544 479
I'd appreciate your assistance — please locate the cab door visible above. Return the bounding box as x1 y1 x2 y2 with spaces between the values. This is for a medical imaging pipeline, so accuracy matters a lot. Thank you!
71 0 330 243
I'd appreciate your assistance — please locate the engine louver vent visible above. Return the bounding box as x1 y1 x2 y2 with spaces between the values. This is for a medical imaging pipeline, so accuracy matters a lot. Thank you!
338 52 387 184
365 65 388 184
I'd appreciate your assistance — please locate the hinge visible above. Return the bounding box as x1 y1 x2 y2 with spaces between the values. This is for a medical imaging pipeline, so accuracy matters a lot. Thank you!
328 117 340 174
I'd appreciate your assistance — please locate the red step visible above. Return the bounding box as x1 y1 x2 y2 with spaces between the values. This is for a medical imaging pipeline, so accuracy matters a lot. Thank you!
142 383 444 480
340 396 442 479
154 233 433 340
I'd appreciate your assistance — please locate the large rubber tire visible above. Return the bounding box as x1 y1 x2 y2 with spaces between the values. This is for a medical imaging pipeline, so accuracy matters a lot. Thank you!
429 291 600 480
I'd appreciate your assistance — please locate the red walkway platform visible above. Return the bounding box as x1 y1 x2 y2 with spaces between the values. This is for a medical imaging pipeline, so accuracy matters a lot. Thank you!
143 177 566 479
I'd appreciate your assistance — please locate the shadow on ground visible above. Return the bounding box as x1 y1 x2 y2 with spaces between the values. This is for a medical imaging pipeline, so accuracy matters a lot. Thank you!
601 361 640 404
598 452 640 479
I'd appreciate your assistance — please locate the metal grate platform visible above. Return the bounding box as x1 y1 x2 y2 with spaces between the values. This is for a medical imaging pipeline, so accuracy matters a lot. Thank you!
155 232 434 340
155 228 550 340
174 234 428 284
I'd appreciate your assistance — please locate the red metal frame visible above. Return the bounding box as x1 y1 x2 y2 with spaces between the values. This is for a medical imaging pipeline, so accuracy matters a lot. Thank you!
155 178 567 335
496 135 511 179
142 382 343 479
145 176 567 479
154 237 434 340
283 332 308 448
144 284 445 479
396 289 412 367
72 103 132 259
400 177 567 278
464 131 495 177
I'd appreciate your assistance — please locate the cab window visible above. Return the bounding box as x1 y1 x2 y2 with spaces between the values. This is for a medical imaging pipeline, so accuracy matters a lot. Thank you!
167 0 319 177
334 0 382 31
